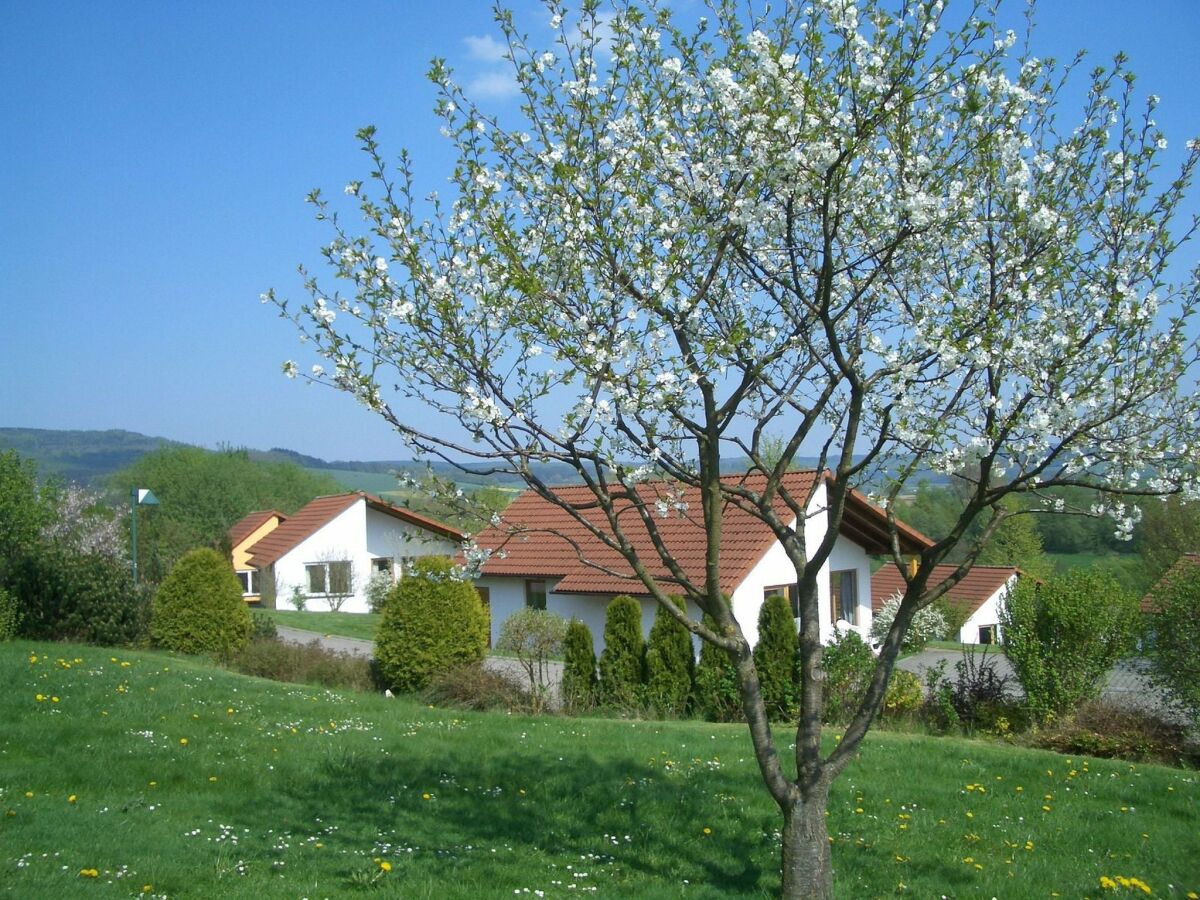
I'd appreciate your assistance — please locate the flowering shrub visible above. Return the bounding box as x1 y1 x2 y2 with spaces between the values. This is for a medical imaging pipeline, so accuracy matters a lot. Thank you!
869 594 948 651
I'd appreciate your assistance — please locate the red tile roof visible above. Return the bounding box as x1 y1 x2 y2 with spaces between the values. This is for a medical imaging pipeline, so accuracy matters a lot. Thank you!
872 563 1018 618
1140 552 1200 613
244 492 464 568
228 510 286 549
473 472 932 596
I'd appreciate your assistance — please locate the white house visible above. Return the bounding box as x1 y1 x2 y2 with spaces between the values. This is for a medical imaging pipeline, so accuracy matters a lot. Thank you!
232 492 464 614
471 471 932 651
872 563 1019 645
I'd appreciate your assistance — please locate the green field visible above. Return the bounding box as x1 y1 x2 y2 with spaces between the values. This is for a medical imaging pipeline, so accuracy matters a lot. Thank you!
2 640 1197 898
260 610 381 642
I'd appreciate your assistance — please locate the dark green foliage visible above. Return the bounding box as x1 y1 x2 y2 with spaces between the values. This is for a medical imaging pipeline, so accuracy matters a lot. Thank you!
693 612 742 722
931 596 970 641
821 629 875 724
109 446 342 580
229 638 372 691
1145 559 1200 725
0 587 21 640
151 548 251 657
1137 497 1200 582
1001 569 1140 724
6 544 148 646
597 595 644 710
249 612 280 642
643 597 694 717
560 618 598 713
374 556 488 692
752 594 798 721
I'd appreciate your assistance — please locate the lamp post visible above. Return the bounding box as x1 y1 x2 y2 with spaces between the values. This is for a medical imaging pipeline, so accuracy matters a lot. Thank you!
130 488 159 583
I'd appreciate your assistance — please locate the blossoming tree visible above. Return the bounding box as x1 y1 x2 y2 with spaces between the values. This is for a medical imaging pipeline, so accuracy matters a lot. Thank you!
271 1 1200 895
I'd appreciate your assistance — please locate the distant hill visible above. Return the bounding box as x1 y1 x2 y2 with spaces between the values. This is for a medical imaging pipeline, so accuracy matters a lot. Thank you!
0 428 186 484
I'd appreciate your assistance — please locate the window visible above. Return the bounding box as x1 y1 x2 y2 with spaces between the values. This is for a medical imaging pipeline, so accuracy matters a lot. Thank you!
236 569 259 596
764 583 801 619
306 561 351 595
978 624 996 645
830 569 858 624
371 557 394 579
525 579 547 610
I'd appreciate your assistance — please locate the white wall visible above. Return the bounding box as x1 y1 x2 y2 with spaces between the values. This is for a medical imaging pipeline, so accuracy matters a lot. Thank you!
273 500 458 614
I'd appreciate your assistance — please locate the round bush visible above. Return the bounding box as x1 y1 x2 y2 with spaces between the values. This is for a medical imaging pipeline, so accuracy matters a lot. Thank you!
374 556 488 692
151 548 251 656
881 669 923 720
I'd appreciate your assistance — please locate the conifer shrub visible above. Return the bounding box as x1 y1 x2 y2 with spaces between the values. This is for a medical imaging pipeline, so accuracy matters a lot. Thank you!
597 595 644 710
374 556 488 692
151 547 250 656
753 593 799 721
643 597 694 717
693 612 743 722
560 618 598 713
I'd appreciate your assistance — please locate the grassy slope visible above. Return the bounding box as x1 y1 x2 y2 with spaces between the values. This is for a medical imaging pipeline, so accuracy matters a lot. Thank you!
260 610 381 642
2 640 1197 899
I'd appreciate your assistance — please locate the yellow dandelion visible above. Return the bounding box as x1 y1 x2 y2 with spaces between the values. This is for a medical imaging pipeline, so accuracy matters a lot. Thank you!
51 696 59 703
142 886 153 894
208 776 218 783
68 795 76 803
24 791 33 798
1042 805 1052 812
35 694 45 702
422 793 431 801
703 827 712 835
80 868 99 878
379 860 392 872
179 738 188 746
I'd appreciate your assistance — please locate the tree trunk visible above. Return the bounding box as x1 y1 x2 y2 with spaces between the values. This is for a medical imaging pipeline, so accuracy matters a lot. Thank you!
781 794 834 899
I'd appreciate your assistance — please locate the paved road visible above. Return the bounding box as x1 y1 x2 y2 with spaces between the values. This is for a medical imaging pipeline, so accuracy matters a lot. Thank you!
275 625 565 699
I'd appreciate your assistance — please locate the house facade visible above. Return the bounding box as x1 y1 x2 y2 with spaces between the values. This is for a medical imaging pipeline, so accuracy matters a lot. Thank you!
229 509 287 603
472 472 931 651
230 492 464 613
872 563 1019 645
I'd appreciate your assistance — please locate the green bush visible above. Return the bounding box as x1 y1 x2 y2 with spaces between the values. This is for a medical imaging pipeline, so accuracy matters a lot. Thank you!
1144 560 1200 726
561 618 598 713
249 611 279 642
150 548 251 657
932 596 970 641
753 594 798 721
374 556 487 692
1030 700 1198 767
1001 569 1140 724
644 597 694 717
5 544 148 646
497 608 567 713
881 669 923 720
0 586 20 640
424 662 529 712
694 612 743 722
821 629 875 724
597 595 644 711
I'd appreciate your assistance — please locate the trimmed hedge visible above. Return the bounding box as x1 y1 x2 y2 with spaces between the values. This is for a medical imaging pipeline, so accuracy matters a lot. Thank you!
151 548 250 656
374 556 488 692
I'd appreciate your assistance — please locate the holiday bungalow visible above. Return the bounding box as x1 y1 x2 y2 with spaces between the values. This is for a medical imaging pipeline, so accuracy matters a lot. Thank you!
471 471 932 651
229 492 464 613
872 563 1019 645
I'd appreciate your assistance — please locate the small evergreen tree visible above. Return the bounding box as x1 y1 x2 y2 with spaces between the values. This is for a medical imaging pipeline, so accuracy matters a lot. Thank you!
561 618 598 713
374 556 488 692
151 547 250 656
644 596 694 717
693 612 742 723
597 595 644 710
753 594 799 721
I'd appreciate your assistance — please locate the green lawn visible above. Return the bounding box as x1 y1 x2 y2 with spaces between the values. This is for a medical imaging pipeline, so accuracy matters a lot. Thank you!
2 639 1196 898
259 609 380 642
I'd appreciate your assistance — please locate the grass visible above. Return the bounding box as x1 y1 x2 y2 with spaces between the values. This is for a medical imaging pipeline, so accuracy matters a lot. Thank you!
259 609 380 642
2 639 1198 898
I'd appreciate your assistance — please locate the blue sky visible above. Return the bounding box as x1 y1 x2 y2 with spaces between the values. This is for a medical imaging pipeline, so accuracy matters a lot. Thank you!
2 1 1198 461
